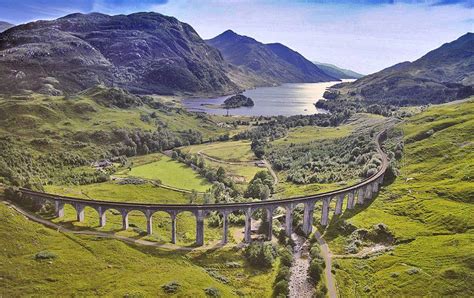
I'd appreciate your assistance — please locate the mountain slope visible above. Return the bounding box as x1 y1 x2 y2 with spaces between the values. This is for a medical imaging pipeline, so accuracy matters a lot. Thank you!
0 12 240 96
207 30 337 84
328 33 474 105
313 62 364 79
329 98 474 296
0 21 13 32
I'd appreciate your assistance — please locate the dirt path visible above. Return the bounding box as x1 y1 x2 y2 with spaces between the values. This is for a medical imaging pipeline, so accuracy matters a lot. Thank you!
314 231 337 298
288 233 314 297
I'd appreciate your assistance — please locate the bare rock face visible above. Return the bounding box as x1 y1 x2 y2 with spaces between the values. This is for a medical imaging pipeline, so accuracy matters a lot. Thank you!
0 12 239 96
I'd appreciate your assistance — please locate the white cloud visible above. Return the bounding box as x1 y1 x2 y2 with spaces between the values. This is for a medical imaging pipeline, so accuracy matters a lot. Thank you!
151 0 473 73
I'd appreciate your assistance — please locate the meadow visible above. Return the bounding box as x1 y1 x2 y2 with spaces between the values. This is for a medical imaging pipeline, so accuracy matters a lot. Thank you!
119 153 212 192
182 140 257 162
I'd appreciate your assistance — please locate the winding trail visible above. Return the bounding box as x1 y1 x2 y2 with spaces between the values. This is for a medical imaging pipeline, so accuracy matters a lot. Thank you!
314 231 337 298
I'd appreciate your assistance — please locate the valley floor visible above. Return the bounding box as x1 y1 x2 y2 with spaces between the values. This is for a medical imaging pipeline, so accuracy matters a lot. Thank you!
1 96 472 296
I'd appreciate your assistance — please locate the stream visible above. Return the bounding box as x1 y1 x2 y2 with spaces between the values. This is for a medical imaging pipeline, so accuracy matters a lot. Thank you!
288 233 314 298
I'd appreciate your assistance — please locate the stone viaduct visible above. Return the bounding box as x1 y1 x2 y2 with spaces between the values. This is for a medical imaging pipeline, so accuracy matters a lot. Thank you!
18 130 388 247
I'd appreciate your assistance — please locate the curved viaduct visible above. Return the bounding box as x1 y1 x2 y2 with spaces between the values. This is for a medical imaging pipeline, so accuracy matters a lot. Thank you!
18 130 389 246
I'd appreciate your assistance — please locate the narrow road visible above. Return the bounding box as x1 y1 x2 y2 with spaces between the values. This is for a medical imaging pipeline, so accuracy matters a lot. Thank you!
314 231 337 298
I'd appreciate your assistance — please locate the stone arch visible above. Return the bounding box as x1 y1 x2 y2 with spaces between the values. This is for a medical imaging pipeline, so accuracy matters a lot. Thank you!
53 202 78 224
98 207 123 232
175 211 197 246
77 205 101 227
125 209 148 237
290 203 305 235
246 206 274 241
150 210 173 243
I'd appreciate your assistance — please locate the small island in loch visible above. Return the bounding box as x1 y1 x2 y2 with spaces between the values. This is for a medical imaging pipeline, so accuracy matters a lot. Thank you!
223 94 255 108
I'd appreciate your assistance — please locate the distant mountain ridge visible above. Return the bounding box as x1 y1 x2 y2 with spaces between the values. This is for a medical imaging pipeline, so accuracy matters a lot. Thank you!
327 33 474 105
0 21 13 32
313 62 364 79
0 12 242 96
207 30 337 84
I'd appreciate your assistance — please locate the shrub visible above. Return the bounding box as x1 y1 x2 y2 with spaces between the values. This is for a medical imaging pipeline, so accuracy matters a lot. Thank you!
243 242 277 268
308 259 323 281
310 246 321 258
277 229 287 245
35 251 57 260
162 281 180 294
273 280 289 297
275 265 290 283
204 287 220 297
279 247 293 267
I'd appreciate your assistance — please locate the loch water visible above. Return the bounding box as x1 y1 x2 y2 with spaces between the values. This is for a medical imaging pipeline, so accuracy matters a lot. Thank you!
182 81 347 117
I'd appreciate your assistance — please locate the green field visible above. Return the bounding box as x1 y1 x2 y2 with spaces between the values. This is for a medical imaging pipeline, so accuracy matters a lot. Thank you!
0 198 276 297
205 159 265 184
123 154 212 192
327 99 474 296
182 140 257 162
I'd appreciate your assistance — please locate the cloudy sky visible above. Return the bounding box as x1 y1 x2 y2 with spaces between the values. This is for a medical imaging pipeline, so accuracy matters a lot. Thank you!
0 0 472 74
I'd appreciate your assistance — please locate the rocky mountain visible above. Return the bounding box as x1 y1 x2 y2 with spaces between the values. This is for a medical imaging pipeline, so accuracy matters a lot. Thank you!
313 62 364 79
207 30 337 84
326 33 474 105
0 12 241 96
0 21 13 32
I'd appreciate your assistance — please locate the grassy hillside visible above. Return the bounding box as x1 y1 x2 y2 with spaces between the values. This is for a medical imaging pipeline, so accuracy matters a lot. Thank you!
0 195 278 296
0 91 236 187
329 98 474 296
